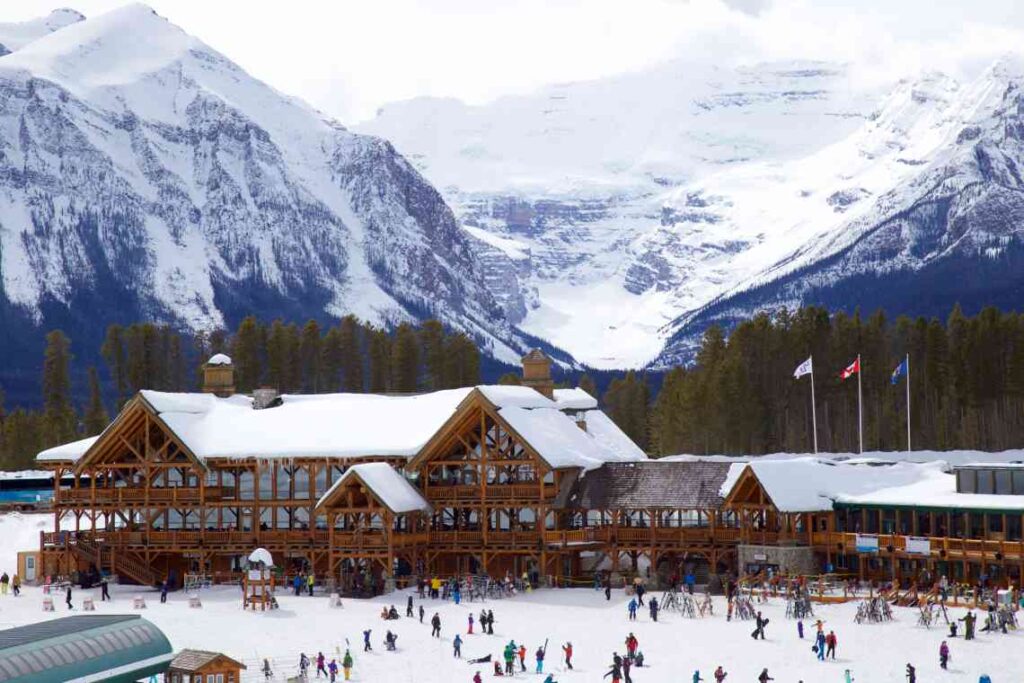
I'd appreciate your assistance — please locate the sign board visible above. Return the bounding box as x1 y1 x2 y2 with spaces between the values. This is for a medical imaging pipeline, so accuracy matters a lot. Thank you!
905 536 931 555
855 534 879 553
753 553 767 561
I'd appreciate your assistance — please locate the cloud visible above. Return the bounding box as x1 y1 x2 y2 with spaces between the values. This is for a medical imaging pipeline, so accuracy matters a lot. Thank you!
721 0 771 15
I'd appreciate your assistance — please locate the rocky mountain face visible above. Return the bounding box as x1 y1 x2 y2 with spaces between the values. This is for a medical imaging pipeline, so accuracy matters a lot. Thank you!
362 56 1024 370
0 5 520 401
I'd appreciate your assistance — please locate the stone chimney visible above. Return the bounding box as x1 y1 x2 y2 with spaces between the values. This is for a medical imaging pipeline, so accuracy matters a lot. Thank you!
252 387 282 410
521 349 554 399
202 353 235 397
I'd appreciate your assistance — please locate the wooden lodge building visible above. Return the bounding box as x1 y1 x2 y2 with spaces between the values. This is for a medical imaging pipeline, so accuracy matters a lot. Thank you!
34 351 1024 591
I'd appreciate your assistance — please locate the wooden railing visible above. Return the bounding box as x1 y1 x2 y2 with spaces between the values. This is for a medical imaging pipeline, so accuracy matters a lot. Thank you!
425 484 553 501
58 487 232 504
815 531 1024 560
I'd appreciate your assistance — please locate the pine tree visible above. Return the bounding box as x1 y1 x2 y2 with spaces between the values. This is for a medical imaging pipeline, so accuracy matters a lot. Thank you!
101 324 129 407
603 371 650 452
368 328 391 393
443 333 480 388
266 320 291 391
497 372 521 385
299 320 322 392
42 330 77 445
233 316 264 392
391 323 420 392
339 316 364 392
83 367 109 435
578 374 598 400
419 320 446 390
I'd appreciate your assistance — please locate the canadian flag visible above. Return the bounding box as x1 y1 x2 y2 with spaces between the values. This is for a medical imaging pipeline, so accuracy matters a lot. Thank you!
840 357 860 380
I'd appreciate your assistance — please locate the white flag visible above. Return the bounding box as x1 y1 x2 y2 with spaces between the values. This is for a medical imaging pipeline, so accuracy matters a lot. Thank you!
793 356 813 379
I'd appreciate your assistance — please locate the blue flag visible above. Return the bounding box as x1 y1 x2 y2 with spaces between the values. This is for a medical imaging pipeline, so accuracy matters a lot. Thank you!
891 357 908 384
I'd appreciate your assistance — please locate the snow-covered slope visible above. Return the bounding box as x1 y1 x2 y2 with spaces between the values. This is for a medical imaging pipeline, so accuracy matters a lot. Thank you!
0 3 525 392
362 56 1024 369
359 61 887 367
0 8 83 55
657 57 1024 363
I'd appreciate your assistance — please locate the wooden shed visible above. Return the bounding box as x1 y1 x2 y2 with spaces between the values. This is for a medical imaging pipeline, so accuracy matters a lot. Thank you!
165 649 246 683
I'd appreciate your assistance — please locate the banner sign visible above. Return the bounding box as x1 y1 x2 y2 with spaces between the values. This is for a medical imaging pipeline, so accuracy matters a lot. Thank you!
905 536 931 555
855 534 879 553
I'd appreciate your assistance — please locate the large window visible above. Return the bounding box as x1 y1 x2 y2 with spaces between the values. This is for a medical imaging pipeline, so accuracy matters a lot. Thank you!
958 469 976 493
996 470 1012 495
977 470 994 494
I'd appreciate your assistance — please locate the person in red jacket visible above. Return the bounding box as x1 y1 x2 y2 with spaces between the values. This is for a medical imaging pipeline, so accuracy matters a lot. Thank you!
825 630 837 660
473 671 483 683
562 642 573 670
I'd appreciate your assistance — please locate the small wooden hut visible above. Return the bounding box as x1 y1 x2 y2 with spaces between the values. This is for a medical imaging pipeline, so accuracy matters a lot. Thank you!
165 649 246 683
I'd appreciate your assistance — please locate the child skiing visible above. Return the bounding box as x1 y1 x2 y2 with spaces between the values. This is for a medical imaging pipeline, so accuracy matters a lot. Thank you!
713 665 727 683
939 641 950 670
797 620 804 638
562 642 573 670
518 643 527 672
342 650 353 681
316 652 327 678
363 629 372 652
431 612 442 638
535 645 545 674
453 634 463 658
826 630 837 660
693 670 704 683
628 597 638 621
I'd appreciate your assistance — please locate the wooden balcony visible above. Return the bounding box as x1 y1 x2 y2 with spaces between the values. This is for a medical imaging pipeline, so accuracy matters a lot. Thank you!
57 487 233 505
425 484 554 502
814 531 1024 562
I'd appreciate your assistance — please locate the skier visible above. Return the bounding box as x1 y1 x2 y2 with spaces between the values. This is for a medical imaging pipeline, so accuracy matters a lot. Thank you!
960 611 976 640
0 572 7 595
604 659 622 683
757 668 773 683
66 584 73 610
693 670 704 683
939 641 950 670
363 629 372 652
542 676 557 683
562 642 573 670
10 574 18 597
487 609 496 634
797 619 804 639
316 652 327 678
627 597 638 621
342 650 353 681
634 651 644 667
815 630 826 661
635 582 646 606
503 642 516 675
386 630 398 651
294 573 303 596
473 672 483 683
453 634 463 658
454 583 462 605
160 579 168 604
100 576 110 601
468 613 475 634
327 659 338 683
825 630 837 660
535 645 545 674
649 596 659 622
727 599 734 622
407 594 414 617
298 653 310 677
623 655 633 683
431 612 442 638
307 572 315 596
979 675 992 683
752 611 768 640
605 579 612 602
713 665 728 683
419 604 425 623
518 643 527 672
262 658 272 680
844 669 853 683
905 663 916 683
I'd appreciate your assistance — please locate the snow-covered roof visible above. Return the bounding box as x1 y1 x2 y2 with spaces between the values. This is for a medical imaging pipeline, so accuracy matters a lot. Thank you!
581 410 647 461
477 385 556 409
721 456 1024 513
316 462 430 514
140 389 473 461
552 388 598 411
498 406 643 471
207 353 232 365
36 436 99 462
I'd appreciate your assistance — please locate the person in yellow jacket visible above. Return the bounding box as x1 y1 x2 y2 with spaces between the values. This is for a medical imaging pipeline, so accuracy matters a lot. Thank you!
307 573 315 596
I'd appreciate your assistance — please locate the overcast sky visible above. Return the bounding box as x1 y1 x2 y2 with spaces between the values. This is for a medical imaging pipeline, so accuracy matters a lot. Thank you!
7 0 1024 122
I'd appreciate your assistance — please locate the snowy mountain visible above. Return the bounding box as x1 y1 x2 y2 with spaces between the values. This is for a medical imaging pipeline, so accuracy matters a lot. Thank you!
0 8 84 55
657 58 1024 364
361 56 1024 369
0 4 526 399
359 60 887 368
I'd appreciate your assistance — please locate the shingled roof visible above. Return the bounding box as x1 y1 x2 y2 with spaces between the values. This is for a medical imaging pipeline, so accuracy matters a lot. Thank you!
558 461 731 509
169 649 246 672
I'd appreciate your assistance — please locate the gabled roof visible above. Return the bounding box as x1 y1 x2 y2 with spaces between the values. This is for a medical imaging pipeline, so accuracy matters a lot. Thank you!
316 463 431 515
559 461 731 510
169 649 246 672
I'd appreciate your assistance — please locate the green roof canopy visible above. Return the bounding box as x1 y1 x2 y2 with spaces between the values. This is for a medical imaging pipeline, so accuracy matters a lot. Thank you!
0 615 172 683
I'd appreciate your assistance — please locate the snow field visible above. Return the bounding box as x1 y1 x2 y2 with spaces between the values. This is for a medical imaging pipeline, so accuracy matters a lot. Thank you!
0 581 1011 682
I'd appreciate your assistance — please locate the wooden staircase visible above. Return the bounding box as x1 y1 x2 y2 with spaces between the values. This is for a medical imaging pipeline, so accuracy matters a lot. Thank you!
72 535 157 587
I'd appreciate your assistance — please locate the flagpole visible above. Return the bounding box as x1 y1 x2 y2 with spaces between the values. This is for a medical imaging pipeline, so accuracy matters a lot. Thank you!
857 353 863 454
905 353 911 452
810 356 818 454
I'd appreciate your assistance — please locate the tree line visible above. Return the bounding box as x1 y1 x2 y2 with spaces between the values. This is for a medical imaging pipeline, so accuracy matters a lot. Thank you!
646 305 1024 456
0 317 481 470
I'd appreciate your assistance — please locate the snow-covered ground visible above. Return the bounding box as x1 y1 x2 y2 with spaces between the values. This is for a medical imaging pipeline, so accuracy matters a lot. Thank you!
0 579 1009 682
0 516 1010 682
